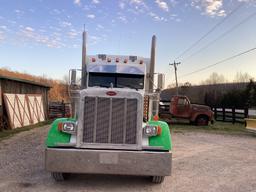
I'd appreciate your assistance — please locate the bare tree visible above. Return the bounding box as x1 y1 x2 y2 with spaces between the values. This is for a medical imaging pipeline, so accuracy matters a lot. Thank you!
201 72 227 85
233 72 253 83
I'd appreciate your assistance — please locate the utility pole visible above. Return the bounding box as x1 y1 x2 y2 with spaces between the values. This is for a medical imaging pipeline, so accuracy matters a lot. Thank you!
169 61 181 95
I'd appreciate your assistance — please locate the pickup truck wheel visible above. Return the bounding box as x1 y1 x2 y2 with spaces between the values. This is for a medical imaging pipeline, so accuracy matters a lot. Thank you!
151 176 165 183
51 172 69 181
196 116 209 126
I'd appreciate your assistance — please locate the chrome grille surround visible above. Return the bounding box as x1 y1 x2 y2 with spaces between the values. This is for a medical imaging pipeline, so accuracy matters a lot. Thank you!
76 88 143 150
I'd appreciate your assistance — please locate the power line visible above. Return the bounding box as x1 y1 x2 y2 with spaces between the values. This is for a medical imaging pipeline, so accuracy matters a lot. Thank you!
182 11 256 62
180 47 256 78
174 3 244 60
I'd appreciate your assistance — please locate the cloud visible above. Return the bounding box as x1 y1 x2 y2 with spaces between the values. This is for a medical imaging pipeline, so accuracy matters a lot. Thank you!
60 21 72 27
155 0 169 12
25 26 34 32
0 25 7 30
129 0 149 13
19 26 65 48
51 9 62 15
67 31 78 38
191 0 226 17
92 0 100 4
130 0 142 4
67 29 79 38
87 14 95 19
96 24 104 30
119 1 126 9
74 0 81 6
88 35 101 45
117 15 128 23
149 12 167 22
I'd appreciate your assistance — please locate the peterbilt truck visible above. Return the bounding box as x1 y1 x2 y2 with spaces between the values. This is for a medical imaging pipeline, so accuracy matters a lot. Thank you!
45 32 172 184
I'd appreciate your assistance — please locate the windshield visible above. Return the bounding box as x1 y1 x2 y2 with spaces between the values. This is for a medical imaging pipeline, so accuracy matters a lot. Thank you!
88 73 144 89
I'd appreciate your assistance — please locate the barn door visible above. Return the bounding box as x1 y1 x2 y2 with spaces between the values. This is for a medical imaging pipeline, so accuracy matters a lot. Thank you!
27 95 45 124
3 94 45 129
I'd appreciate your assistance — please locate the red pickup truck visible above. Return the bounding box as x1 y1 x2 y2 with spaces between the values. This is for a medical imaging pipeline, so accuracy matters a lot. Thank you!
160 95 214 126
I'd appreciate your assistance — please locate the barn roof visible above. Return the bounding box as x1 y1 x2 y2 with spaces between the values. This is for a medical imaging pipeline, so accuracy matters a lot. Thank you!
0 75 51 88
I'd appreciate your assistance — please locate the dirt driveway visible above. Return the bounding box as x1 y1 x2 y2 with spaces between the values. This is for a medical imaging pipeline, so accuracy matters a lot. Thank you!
0 125 256 192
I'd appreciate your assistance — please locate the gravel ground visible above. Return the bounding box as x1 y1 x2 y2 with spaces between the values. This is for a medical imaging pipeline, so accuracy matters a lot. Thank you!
0 125 256 192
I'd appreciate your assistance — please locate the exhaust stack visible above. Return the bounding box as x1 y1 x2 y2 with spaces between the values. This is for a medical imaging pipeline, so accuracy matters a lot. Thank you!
81 31 87 89
148 35 156 93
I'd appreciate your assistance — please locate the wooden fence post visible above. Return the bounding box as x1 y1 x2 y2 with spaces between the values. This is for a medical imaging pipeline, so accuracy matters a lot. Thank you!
222 107 225 122
232 107 235 124
244 107 248 118
214 107 217 120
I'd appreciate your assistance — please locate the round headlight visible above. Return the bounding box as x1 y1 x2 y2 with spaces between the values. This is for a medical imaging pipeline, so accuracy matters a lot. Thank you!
59 121 77 134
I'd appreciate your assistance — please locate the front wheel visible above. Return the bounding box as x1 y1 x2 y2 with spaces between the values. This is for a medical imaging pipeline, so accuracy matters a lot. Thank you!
196 116 209 126
151 176 165 184
51 172 70 181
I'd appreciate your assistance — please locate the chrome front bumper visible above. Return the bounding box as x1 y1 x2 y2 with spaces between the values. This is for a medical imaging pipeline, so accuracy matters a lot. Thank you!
45 148 172 176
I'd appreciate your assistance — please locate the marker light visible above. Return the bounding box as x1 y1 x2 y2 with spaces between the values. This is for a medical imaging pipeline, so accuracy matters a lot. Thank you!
153 115 159 121
92 58 96 62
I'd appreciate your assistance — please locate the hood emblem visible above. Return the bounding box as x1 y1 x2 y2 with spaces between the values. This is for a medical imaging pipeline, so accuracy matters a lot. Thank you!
106 91 117 96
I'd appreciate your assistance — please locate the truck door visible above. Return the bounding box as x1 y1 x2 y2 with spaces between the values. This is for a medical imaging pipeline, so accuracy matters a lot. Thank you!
176 97 190 118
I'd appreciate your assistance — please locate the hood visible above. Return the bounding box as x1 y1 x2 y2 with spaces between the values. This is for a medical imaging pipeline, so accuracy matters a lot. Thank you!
191 104 211 111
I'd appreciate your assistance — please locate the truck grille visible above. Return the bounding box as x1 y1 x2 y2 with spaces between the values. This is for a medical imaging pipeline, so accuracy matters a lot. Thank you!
82 96 138 145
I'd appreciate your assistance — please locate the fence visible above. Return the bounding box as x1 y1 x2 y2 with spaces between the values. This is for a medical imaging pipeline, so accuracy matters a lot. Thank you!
48 102 71 119
212 107 248 124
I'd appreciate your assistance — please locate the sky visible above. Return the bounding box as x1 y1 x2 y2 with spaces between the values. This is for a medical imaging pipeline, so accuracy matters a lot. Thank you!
0 0 256 87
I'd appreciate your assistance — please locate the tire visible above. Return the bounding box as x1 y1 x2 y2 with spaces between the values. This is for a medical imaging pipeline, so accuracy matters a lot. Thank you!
196 115 209 126
151 176 165 184
51 172 69 181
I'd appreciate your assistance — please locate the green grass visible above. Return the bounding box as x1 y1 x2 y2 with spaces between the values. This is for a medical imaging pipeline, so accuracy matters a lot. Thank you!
0 120 52 141
169 121 252 135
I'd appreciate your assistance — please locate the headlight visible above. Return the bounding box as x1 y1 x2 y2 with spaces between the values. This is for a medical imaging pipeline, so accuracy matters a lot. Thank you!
58 121 77 134
143 125 162 137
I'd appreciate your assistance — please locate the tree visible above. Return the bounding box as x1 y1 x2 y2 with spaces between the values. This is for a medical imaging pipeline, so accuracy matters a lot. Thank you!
201 72 227 85
233 72 253 83
245 79 256 107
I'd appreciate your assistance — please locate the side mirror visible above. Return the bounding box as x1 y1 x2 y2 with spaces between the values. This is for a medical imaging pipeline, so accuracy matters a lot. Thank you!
70 69 77 85
157 73 165 90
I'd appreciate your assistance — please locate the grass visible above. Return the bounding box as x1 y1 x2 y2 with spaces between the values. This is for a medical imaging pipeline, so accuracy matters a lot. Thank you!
169 121 253 135
0 120 52 141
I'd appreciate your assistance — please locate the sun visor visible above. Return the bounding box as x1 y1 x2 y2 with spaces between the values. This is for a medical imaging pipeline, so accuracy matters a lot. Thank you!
88 64 145 75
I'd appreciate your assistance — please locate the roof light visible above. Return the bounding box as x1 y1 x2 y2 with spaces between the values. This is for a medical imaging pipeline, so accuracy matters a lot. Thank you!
92 58 96 62
107 58 111 62
116 58 119 63
139 60 143 64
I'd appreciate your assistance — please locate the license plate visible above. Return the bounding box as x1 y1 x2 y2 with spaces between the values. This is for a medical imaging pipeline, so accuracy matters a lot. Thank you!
99 153 119 164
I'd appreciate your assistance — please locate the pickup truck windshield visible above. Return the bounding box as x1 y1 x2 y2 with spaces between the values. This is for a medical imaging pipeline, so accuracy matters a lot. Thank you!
89 73 144 89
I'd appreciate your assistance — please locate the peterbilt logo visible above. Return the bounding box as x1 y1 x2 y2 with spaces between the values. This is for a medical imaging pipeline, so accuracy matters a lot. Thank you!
106 91 117 96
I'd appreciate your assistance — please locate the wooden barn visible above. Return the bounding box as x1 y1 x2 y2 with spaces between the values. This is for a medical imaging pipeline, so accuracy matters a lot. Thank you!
0 75 51 130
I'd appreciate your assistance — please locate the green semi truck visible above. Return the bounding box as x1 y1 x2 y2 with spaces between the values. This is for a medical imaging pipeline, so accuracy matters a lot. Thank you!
45 32 172 184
